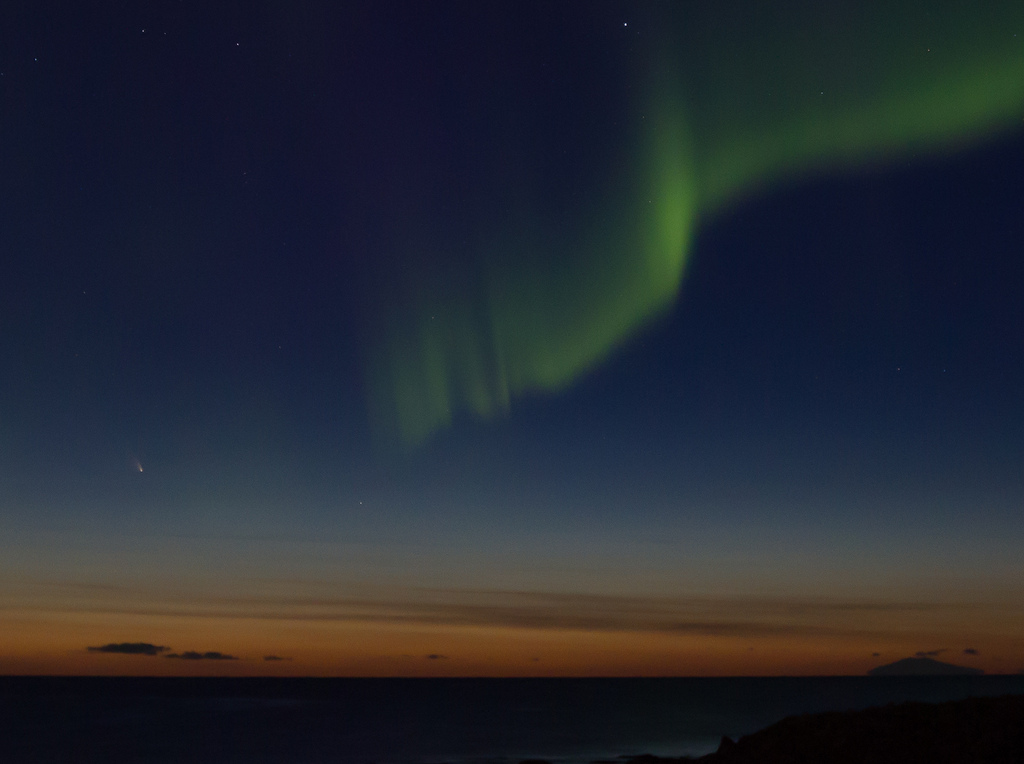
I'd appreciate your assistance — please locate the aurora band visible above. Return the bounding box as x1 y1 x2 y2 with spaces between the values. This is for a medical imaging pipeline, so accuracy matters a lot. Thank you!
366 3 1024 446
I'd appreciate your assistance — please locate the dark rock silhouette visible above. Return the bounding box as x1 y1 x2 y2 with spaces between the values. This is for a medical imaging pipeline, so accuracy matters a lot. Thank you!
566 694 1024 764
868 656 984 676
696 694 1024 763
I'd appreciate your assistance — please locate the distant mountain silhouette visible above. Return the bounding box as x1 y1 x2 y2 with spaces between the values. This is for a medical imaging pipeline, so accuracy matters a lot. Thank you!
867 657 983 676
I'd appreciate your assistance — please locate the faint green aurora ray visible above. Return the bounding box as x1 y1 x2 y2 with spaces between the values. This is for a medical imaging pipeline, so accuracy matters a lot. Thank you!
367 4 1024 446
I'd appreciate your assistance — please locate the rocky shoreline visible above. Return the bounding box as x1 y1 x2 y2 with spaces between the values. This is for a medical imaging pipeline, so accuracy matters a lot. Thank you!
524 693 1024 764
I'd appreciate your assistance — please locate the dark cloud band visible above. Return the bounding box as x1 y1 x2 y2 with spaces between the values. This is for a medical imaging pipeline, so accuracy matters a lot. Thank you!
165 651 238 660
87 642 168 656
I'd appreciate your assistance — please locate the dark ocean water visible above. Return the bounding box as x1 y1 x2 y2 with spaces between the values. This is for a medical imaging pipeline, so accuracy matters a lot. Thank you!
3 675 1024 763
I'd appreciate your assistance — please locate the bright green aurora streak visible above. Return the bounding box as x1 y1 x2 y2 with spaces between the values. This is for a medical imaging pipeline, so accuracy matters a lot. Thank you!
367 3 1024 446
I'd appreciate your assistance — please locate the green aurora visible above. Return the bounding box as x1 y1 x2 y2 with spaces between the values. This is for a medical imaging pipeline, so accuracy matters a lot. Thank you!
366 3 1024 446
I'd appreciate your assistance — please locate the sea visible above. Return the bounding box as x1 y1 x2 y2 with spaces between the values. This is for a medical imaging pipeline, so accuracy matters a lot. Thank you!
3 675 1024 763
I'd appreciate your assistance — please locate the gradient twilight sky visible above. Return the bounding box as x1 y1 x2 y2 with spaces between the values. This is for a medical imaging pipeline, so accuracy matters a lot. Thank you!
2 1 1023 676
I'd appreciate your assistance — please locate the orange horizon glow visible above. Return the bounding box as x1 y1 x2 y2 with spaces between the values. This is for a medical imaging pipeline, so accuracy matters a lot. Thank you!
5 573 1021 678
3 611 1019 678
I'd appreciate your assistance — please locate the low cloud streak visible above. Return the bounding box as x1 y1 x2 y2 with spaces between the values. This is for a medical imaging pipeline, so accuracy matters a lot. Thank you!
64 588 987 643
165 651 238 660
87 642 168 656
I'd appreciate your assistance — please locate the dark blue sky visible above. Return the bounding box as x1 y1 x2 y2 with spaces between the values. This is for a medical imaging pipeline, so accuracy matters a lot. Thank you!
2 1 1022 675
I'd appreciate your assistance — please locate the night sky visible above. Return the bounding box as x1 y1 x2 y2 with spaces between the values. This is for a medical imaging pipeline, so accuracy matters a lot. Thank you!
2 1 1023 676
